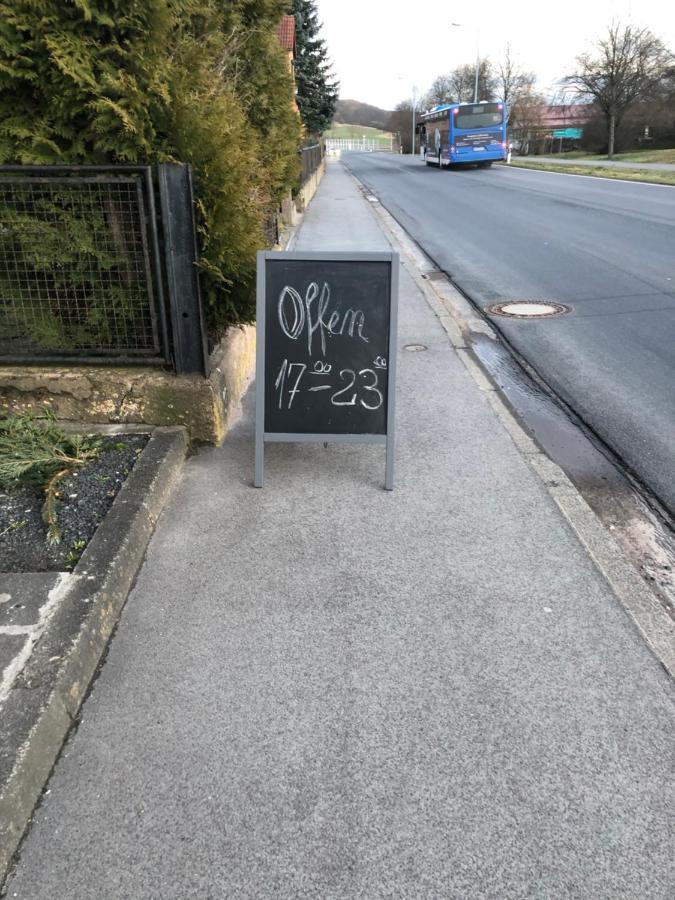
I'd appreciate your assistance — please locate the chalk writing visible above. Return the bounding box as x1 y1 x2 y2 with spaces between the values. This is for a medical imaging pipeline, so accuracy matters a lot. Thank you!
277 282 369 357
274 359 306 409
331 369 357 406
357 369 384 410
274 358 383 411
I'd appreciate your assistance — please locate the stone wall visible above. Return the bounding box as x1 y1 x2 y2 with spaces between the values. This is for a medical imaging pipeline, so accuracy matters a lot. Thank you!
0 325 255 444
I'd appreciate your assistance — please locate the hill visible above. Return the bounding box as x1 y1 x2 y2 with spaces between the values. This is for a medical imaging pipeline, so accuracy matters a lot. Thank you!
333 99 392 130
323 123 396 150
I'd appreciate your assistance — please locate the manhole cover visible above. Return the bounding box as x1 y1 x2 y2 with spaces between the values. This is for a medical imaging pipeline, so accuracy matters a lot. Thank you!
486 301 571 319
404 343 428 352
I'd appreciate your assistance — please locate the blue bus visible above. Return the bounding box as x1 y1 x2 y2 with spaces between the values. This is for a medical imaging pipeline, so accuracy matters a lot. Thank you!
418 101 507 168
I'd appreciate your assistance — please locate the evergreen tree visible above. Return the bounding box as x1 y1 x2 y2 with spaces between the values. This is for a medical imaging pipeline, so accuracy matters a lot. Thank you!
0 1 301 335
292 0 338 135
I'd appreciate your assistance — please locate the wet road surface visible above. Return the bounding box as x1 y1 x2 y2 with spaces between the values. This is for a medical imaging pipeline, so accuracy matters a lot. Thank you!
343 153 675 517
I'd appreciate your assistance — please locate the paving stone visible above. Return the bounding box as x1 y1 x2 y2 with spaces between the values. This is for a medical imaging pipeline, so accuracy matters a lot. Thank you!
0 634 29 681
0 574 63 629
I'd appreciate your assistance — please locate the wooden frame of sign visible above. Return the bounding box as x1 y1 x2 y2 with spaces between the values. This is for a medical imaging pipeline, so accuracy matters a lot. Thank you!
254 251 399 490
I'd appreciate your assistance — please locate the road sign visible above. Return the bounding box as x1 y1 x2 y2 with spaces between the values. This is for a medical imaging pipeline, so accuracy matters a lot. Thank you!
552 128 583 139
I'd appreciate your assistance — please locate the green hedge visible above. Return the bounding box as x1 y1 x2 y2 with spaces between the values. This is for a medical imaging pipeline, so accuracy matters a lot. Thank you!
0 1 301 341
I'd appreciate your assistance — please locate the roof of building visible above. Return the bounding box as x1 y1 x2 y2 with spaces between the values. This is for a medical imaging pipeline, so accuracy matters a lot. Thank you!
277 15 296 53
541 104 593 127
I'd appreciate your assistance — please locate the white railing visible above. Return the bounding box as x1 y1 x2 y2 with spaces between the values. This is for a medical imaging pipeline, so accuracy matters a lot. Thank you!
324 137 399 153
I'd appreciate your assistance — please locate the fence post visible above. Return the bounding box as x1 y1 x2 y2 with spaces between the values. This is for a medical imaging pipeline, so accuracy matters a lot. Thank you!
157 163 208 375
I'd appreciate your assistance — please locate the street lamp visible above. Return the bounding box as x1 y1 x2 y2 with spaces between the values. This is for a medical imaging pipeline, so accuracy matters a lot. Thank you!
451 21 480 103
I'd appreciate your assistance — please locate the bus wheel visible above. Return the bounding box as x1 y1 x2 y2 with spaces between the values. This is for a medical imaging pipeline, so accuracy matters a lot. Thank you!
478 161 493 168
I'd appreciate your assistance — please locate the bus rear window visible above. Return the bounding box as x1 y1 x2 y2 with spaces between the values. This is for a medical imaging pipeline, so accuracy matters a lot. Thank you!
455 104 503 130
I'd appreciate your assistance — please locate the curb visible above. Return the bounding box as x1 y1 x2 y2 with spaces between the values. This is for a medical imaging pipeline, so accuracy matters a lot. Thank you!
0 427 188 884
349 167 675 680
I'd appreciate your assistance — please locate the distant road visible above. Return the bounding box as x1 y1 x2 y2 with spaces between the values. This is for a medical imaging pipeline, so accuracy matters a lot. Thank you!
343 153 675 515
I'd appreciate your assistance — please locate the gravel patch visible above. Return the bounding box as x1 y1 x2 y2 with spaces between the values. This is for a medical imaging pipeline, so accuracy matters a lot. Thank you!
0 434 149 573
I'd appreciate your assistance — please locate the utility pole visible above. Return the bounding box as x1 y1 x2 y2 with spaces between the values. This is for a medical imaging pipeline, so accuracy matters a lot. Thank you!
412 86 417 155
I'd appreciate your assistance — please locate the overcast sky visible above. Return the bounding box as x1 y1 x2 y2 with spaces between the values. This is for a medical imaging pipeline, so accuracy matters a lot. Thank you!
314 0 675 109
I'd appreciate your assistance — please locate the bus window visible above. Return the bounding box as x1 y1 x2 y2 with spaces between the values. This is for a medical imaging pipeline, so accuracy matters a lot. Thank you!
455 104 503 130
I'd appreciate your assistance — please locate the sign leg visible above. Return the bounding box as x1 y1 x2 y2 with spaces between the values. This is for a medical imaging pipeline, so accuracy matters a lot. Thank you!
385 432 395 491
254 431 264 488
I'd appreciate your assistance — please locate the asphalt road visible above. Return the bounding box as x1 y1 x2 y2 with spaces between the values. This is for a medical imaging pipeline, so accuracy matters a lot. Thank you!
343 153 675 515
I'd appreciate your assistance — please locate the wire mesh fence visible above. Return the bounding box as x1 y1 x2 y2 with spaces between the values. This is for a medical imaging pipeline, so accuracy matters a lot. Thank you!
0 170 167 363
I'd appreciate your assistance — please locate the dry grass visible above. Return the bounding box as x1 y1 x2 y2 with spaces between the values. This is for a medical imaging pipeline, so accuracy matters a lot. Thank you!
0 411 101 543
503 159 675 186
559 148 675 164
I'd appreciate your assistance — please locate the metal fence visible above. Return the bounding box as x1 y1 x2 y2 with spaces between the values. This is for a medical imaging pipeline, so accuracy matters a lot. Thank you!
0 165 207 373
324 137 399 153
300 143 324 184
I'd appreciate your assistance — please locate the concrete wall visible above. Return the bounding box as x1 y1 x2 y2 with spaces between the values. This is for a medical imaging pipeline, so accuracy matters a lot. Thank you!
281 158 325 226
295 158 325 212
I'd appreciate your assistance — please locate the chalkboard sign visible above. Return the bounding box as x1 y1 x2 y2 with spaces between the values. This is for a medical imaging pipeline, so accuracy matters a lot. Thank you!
255 251 399 489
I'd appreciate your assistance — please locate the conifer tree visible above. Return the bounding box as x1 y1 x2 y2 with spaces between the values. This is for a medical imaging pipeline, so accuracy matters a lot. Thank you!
0 1 301 334
292 0 339 135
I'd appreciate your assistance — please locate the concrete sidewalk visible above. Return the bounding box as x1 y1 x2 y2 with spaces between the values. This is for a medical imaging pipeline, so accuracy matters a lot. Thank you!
4 161 674 899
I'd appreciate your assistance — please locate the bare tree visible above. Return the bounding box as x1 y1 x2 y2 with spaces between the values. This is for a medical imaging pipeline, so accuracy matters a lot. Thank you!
387 101 416 153
495 46 536 123
449 60 495 103
509 87 547 154
422 75 455 110
566 22 672 158
422 61 497 111
449 64 475 102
